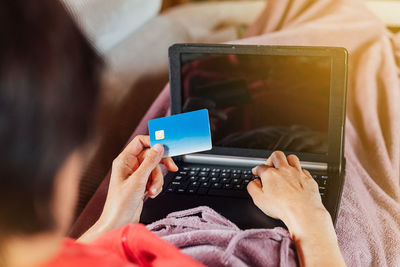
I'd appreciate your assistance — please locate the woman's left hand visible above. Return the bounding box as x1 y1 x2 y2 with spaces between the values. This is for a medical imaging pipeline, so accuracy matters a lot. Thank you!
78 135 178 242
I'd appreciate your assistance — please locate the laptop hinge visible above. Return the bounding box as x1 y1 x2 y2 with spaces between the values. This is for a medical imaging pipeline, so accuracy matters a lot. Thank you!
183 154 328 172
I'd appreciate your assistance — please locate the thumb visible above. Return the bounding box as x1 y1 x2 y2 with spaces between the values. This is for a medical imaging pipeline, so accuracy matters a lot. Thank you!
131 144 164 186
247 178 263 198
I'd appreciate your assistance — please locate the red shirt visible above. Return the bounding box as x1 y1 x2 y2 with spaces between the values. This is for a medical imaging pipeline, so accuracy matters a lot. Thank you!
39 224 203 267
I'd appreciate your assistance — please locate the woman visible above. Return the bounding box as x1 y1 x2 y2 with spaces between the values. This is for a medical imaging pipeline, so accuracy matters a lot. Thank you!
0 0 345 266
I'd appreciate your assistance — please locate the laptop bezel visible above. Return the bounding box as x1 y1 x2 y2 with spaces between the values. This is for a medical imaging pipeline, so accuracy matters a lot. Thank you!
169 43 348 168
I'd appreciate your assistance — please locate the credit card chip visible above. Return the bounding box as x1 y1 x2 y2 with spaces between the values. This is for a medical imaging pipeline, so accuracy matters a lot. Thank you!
155 130 165 140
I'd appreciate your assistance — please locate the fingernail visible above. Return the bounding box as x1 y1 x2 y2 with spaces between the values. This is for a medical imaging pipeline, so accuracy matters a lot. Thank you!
252 167 256 172
151 187 157 196
153 144 164 154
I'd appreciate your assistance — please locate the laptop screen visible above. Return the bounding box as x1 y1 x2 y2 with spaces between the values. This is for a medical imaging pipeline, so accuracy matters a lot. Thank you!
180 53 331 155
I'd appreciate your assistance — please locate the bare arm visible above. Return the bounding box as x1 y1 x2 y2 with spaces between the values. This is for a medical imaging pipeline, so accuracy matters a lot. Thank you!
247 151 346 267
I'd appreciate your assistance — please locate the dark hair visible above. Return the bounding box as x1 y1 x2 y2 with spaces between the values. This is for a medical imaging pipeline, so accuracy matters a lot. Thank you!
0 0 102 236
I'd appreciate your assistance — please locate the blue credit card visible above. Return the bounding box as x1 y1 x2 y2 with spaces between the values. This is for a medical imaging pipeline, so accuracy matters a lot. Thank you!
148 109 212 157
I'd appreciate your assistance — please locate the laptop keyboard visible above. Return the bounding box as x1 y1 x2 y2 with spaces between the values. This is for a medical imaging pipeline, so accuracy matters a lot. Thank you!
166 166 328 200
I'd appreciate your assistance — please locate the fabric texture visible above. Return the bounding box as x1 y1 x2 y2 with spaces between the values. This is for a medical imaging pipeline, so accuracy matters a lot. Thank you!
70 0 400 266
39 224 203 267
147 206 298 267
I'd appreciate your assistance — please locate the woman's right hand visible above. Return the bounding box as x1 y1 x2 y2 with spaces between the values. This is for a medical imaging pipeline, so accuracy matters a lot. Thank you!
247 151 326 236
247 151 346 267
78 135 178 243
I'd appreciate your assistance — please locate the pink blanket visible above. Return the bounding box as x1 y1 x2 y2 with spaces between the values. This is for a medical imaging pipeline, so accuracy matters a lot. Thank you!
147 206 297 267
71 0 400 266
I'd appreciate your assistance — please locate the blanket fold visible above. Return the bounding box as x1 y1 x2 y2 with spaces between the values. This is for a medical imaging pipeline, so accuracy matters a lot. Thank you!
147 206 298 267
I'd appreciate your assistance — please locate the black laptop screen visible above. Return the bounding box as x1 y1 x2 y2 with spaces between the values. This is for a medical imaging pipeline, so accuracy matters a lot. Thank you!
180 53 331 155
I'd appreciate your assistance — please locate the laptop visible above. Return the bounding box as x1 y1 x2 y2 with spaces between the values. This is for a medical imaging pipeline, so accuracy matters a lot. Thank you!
141 44 348 229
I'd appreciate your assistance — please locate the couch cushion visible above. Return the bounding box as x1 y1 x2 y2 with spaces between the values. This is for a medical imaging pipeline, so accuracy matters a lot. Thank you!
62 0 162 53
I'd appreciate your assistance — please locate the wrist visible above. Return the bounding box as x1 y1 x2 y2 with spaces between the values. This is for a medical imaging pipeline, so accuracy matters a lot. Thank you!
283 205 336 242
77 218 112 243
284 208 345 267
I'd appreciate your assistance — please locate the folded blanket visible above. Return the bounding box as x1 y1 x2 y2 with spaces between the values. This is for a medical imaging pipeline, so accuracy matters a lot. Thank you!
147 206 298 267
71 0 400 266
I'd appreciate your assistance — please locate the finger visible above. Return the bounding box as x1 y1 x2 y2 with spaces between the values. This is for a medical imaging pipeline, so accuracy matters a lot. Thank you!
120 135 151 158
255 153 275 172
131 144 164 188
247 179 263 198
302 169 313 179
287 154 301 171
265 155 274 167
252 164 271 176
147 166 164 198
112 135 151 179
161 157 179 172
269 151 289 169
302 169 319 192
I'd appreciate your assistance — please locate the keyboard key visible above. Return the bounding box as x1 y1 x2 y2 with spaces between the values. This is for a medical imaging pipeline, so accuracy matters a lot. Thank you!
200 182 210 188
321 175 328 179
222 169 231 173
183 167 190 171
212 168 221 172
211 183 222 189
210 177 220 183
174 176 184 181
220 173 230 178
241 174 252 179
199 171 208 177
231 173 240 179
232 178 241 184
234 184 245 190
242 179 250 184
166 186 176 192
177 188 186 193
208 189 248 198
186 187 198 194
210 172 219 177
189 171 198 176
223 183 233 189
201 167 211 172
199 177 209 182
191 181 200 187
189 176 198 182
221 178 231 183
178 171 187 175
